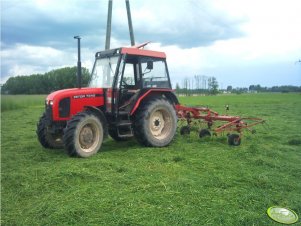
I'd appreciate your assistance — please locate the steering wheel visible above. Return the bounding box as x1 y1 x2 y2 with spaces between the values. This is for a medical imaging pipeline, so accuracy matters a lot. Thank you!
122 79 129 87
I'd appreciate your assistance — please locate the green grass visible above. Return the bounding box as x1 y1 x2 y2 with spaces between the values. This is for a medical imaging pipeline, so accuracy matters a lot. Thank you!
1 95 46 112
1 93 301 225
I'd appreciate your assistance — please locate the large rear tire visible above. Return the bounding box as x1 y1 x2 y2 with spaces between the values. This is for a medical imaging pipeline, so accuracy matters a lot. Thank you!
37 113 64 149
63 111 104 157
134 98 177 147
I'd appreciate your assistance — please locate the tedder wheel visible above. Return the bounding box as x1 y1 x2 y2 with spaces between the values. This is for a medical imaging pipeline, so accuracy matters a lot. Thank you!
108 127 130 141
37 112 64 149
63 111 104 157
228 134 241 146
199 129 211 138
180 126 190 135
134 98 177 147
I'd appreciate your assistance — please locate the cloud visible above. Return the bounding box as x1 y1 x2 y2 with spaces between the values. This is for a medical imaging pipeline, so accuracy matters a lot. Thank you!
1 0 300 86
1 43 71 80
113 0 245 48
1 0 245 49
1 0 246 82
1 0 107 49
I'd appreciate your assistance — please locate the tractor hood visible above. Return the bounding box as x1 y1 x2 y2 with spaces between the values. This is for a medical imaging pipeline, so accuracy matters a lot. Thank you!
46 88 103 104
45 88 105 121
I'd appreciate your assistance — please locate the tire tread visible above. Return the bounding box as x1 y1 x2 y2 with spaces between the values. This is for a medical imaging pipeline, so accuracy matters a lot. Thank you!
134 98 177 147
63 111 103 157
37 112 63 149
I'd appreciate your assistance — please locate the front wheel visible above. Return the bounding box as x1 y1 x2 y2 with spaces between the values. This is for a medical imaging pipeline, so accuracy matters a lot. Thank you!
63 111 104 157
134 98 177 147
37 113 64 149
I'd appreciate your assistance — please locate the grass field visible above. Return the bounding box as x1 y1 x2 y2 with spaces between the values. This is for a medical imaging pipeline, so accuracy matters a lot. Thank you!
1 93 301 225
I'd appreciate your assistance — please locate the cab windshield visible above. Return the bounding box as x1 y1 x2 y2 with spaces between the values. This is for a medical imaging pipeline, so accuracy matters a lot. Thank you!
89 56 119 88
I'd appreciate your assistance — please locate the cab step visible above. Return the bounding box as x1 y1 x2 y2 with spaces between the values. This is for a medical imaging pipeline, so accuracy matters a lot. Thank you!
117 121 132 127
118 111 130 116
117 120 133 137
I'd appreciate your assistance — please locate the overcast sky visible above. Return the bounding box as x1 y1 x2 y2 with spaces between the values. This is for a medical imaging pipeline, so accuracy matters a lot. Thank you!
1 0 301 88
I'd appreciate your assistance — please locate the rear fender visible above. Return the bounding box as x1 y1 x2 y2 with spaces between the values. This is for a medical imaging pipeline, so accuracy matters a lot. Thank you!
130 89 179 115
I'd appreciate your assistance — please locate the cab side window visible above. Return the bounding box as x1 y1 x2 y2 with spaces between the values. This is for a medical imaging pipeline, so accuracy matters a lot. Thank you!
141 58 170 88
122 63 135 86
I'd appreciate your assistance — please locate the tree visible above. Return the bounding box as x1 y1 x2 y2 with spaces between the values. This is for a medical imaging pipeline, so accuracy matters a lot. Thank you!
208 76 219 95
249 85 255 91
227 85 233 92
2 67 91 94
182 77 189 96
175 83 180 94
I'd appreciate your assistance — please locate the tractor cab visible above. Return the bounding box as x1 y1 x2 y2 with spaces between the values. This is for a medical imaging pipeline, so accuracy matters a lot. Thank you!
89 45 172 116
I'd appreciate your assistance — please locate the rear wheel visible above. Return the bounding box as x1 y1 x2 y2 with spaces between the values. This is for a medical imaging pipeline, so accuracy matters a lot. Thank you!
228 134 241 146
37 113 64 149
134 98 177 147
63 111 104 157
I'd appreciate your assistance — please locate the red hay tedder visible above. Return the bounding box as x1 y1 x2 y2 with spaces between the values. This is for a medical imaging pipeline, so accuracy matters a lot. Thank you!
175 105 265 146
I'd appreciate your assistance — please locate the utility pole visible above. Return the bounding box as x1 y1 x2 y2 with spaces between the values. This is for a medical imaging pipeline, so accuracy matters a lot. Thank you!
105 0 135 49
125 0 135 46
105 0 113 50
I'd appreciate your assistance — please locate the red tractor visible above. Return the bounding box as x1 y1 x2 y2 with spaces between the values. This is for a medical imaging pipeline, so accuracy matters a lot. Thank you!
37 43 179 157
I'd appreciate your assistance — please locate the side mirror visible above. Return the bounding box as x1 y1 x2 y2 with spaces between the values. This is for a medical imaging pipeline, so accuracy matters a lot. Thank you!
147 61 153 70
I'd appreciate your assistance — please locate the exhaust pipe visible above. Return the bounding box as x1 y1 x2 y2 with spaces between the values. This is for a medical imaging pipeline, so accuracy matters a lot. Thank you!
74 36 82 88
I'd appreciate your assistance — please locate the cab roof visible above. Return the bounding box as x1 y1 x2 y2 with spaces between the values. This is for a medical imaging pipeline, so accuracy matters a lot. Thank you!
121 47 166 58
95 42 166 59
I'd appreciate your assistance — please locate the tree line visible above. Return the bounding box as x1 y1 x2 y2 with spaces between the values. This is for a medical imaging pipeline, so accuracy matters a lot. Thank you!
248 84 301 93
1 67 90 94
176 75 219 96
227 84 301 94
2 69 300 95
175 76 301 96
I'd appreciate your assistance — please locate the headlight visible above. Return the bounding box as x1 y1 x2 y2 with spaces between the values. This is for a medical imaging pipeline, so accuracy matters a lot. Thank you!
46 100 54 105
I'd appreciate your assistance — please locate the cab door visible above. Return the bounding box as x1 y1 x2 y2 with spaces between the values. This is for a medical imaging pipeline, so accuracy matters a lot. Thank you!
112 55 140 114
